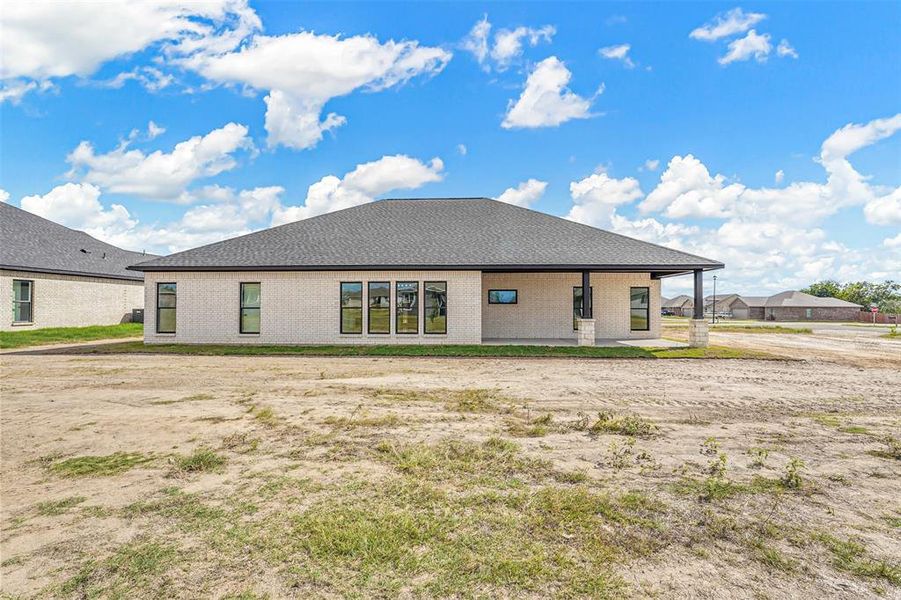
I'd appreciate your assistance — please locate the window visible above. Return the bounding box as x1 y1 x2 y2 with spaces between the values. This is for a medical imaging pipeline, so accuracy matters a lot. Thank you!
573 286 593 330
396 281 419 334
630 287 650 331
488 289 518 304
340 282 363 334
12 280 33 323
424 281 447 334
240 283 261 334
805 308 813 319
368 282 390 334
156 283 177 333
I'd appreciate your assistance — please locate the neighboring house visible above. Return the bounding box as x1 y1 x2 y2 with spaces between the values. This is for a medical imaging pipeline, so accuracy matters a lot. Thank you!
756 290 861 321
704 293 749 318
130 198 723 346
741 296 769 320
663 294 694 317
1 203 153 331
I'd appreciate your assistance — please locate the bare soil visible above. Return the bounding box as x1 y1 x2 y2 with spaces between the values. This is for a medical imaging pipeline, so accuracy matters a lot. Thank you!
1 332 899 598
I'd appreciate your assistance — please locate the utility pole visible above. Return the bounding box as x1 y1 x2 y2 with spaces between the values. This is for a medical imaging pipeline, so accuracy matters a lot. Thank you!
711 275 718 324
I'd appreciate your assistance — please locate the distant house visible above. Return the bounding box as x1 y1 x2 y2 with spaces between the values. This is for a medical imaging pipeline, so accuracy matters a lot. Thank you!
1 203 153 331
663 294 694 317
129 198 723 346
755 291 861 321
704 293 749 318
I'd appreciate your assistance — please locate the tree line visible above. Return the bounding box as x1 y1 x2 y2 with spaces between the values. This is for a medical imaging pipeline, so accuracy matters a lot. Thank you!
802 280 901 314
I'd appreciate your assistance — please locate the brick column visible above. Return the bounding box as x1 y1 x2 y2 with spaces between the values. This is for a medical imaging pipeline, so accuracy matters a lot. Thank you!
688 319 709 348
577 318 595 346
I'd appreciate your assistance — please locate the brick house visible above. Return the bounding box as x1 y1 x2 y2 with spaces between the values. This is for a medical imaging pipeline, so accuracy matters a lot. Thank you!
130 198 723 346
1 202 151 331
752 290 861 321
662 294 694 317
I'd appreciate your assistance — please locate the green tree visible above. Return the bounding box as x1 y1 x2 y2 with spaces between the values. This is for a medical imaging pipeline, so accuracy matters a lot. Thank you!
802 280 901 313
802 280 842 298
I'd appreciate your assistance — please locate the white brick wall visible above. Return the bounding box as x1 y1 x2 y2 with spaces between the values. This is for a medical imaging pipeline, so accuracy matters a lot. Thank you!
143 270 483 345
1 269 144 331
482 272 660 340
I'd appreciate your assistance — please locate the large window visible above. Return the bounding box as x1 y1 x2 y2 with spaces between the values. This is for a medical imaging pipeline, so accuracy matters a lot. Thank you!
396 281 419 334
340 282 363 334
156 282 177 333
240 283 261 334
488 289 517 304
573 286 593 330
12 279 33 323
424 281 447 334
630 287 650 331
368 281 390 334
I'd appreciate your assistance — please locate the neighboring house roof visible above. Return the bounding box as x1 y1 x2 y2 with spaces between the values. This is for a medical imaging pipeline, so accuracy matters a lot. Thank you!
131 198 724 273
663 294 693 308
0 202 154 281
763 290 862 308
741 296 769 308
704 293 745 308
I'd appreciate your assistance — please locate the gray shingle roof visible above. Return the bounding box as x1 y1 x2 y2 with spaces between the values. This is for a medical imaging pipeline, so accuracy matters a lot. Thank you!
131 198 723 272
764 290 861 308
663 294 693 308
1 202 153 281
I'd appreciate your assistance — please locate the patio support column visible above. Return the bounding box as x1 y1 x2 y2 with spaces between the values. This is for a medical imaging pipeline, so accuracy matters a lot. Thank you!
577 270 595 346
689 269 709 347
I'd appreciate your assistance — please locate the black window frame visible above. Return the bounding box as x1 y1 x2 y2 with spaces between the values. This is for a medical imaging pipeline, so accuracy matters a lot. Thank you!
12 279 34 324
630 286 650 331
156 282 177 334
573 286 593 331
395 281 419 335
487 289 518 304
239 282 261 334
368 281 391 335
424 281 447 335
340 281 363 335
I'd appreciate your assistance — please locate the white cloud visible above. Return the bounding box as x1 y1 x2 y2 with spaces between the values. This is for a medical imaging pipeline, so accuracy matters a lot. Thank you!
864 187 901 226
496 179 547 208
566 171 643 228
690 8 766 42
66 123 255 200
456 144 468 156
272 154 444 225
95 66 175 92
20 183 136 238
719 30 771 65
642 159 660 172
640 155 743 218
599 44 635 68
0 0 260 101
190 31 451 150
502 57 596 129
147 121 166 140
775 169 785 184
0 79 56 104
777 39 798 59
461 16 554 71
0 189 9 203
884 232 901 249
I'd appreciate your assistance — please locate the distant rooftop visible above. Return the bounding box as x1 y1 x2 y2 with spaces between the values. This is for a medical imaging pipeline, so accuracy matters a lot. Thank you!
0 202 154 281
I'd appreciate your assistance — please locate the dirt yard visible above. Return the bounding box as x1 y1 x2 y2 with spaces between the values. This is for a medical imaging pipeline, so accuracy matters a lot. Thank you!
1 334 899 598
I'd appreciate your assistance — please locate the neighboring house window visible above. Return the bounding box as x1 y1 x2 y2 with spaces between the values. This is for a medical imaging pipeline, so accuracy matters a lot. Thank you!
488 289 518 304
424 281 447 334
631 287 650 331
805 308 812 319
240 283 261 334
12 279 33 323
340 282 363 334
156 283 177 333
573 286 593 330
368 282 390 334
396 281 419 334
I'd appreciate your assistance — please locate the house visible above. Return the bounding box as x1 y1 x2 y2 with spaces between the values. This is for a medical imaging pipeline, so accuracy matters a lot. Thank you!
662 294 694 317
741 296 770 320
130 198 723 346
1 202 152 331
754 290 861 321
704 293 750 318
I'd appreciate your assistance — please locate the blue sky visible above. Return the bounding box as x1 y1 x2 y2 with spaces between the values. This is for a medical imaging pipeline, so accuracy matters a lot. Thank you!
1 1 899 295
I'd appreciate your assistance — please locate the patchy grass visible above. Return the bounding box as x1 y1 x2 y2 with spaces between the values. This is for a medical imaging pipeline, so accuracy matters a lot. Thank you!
0 323 143 349
36 496 86 516
74 341 787 360
59 540 180 597
150 393 215 406
868 436 901 461
172 448 226 474
324 412 403 429
815 534 901 585
370 387 518 414
47 452 153 478
250 405 279 426
589 411 658 438
710 325 812 334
